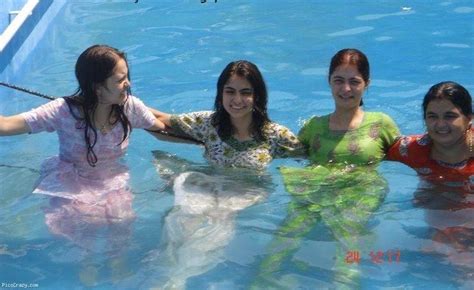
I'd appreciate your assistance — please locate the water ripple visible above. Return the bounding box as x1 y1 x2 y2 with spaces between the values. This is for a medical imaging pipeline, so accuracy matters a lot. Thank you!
435 43 471 48
301 67 327 76
428 64 462 71
371 79 411 88
220 24 248 31
209 57 223 64
327 26 374 37
380 86 431 98
356 9 415 21
453 6 474 13
375 36 393 41
440 2 453 6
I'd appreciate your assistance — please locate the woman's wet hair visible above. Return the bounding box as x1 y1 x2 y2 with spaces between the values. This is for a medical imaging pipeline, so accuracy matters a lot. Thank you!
65 44 132 166
422 81 472 118
212 60 270 141
328 48 370 106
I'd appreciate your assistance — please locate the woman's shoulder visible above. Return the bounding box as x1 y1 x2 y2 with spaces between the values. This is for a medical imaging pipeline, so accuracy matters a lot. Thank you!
173 110 214 123
301 114 330 128
265 122 297 137
27 97 69 115
174 110 212 117
364 111 399 132
297 114 330 141
392 134 432 157
365 111 394 121
400 133 430 144
191 110 214 118
168 110 215 139
125 95 142 103
54 97 67 105
124 95 148 110
266 121 290 130
307 113 330 122
47 97 68 109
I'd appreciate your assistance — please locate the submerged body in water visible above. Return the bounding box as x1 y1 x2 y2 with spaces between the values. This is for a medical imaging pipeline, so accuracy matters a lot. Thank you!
135 150 274 289
413 182 474 271
252 164 389 289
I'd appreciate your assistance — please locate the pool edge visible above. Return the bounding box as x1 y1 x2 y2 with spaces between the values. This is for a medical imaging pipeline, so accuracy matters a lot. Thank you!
0 0 54 74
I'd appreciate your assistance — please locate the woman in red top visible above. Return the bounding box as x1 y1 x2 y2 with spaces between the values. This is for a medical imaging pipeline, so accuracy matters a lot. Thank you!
387 81 473 192
388 81 474 270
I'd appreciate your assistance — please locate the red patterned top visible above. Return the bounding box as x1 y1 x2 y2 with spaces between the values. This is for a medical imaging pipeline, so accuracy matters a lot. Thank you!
387 131 474 192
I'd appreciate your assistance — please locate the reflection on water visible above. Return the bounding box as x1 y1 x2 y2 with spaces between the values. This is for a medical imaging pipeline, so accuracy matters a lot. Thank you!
253 165 389 289
413 184 474 277
138 151 273 289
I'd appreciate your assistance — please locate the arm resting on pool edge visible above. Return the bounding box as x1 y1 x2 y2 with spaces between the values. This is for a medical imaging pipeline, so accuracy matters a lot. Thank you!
0 114 30 136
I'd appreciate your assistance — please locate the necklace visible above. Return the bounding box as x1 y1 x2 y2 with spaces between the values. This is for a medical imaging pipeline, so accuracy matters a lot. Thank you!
95 108 115 134
95 118 111 134
95 113 112 134
99 123 108 134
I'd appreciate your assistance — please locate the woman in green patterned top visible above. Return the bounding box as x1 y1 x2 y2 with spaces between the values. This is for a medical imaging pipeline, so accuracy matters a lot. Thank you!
149 60 304 170
253 49 400 289
300 48 399 165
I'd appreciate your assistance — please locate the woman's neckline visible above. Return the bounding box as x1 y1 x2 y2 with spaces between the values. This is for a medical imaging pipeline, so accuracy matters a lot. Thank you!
430 137 472 165
328 110 366 132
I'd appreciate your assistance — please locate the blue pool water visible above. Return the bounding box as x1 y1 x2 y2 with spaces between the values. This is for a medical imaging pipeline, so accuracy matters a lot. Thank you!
0 0 473 289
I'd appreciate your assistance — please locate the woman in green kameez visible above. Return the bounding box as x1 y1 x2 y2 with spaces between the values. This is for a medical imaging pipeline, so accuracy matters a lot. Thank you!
253 48 400 289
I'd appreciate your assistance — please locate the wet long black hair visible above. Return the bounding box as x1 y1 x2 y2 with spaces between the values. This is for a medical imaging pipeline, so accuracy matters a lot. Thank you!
64 45 132 166
211 60 271 141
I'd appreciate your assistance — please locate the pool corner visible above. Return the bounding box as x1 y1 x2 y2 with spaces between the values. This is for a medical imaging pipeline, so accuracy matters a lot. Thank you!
0 0 54 74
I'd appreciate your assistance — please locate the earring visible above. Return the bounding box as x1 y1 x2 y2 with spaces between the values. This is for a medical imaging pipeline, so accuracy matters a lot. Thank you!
469 129 473 153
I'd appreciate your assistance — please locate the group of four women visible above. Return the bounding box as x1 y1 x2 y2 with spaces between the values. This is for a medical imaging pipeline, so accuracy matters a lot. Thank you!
0 44 472 285
1 44 471 200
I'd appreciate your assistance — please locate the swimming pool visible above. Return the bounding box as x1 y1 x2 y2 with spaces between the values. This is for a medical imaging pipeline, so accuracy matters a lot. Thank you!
0 0 473 289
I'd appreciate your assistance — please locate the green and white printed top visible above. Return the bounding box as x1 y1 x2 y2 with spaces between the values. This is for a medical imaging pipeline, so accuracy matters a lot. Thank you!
169 111 304 170
298 112 400 166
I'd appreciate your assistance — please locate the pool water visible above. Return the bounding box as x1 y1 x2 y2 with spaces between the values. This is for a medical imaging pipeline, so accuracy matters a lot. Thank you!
0 0 473 289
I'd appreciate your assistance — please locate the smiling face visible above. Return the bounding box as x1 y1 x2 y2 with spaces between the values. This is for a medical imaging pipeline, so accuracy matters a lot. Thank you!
222 75 255 124
96 58 130 106
425 99 471 148
329 64 368 110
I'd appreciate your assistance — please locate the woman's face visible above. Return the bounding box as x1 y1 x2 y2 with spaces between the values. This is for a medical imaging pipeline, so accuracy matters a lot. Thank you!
222 75 255 123
329 64 368 110
96 58 130 105
425 99 471 148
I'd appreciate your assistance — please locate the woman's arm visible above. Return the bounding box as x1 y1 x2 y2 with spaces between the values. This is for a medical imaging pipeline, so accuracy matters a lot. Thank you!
274 124 307 158
148 107 172 127
148 117 166 131
146 107 203 145
0 115 30 136
147 129 202 144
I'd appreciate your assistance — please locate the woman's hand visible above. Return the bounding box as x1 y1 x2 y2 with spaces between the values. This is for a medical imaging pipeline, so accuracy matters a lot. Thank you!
0 115 30 136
